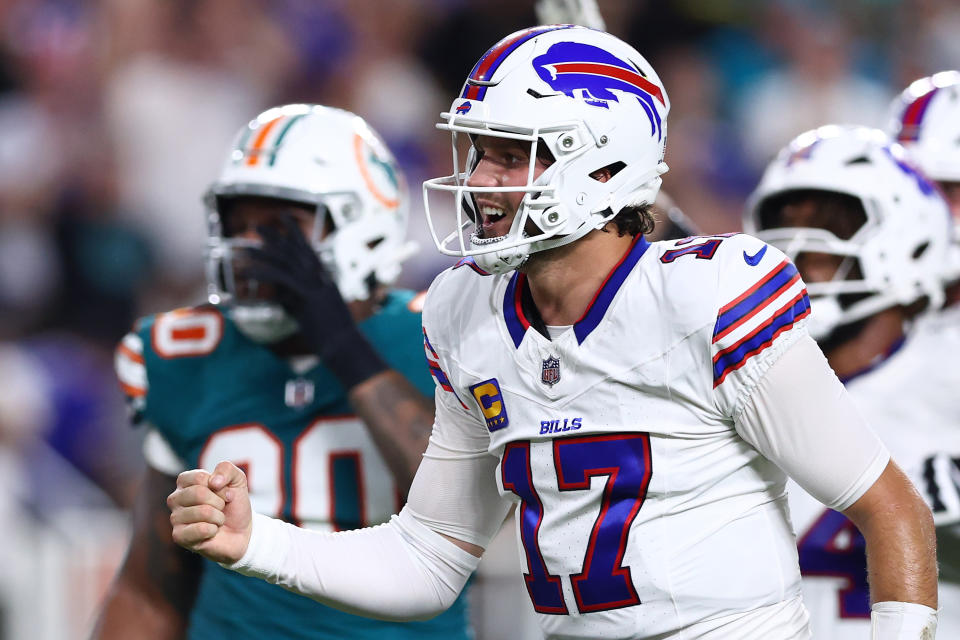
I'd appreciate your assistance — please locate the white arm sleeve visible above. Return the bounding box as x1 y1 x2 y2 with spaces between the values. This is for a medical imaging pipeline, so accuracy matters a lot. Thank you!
736 335 890 511
405 390 514 547
222 397 511 620
228 508 481 621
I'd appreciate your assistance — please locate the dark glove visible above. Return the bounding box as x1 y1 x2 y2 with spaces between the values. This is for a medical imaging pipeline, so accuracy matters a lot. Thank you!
245 215 388 390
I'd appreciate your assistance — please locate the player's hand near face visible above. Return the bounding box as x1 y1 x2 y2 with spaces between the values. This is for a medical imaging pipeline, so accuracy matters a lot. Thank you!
168 461 252 565
245 215 388 390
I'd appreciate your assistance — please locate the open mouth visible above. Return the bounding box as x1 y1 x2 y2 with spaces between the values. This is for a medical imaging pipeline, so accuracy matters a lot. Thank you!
476 205 511 240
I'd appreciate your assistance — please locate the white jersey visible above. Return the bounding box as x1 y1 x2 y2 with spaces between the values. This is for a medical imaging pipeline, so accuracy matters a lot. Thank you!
788 307 960 639
421 233 883 639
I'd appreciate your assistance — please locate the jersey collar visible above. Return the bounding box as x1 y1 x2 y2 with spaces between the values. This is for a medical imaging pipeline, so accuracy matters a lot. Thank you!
502 234 650 348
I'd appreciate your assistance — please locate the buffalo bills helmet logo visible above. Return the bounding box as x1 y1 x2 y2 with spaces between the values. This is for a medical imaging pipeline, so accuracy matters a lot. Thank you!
456 101 472 115
533 42 665 140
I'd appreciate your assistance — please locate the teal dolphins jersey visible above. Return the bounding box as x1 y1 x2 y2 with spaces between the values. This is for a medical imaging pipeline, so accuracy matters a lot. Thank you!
115 290 472 640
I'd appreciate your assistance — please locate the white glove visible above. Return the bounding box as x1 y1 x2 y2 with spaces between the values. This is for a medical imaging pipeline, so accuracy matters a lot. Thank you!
535 0 606 30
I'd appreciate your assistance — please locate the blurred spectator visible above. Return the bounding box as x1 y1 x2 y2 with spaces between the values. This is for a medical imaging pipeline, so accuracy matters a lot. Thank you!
102 0 295 307
735 4 891 171
657 44 755 233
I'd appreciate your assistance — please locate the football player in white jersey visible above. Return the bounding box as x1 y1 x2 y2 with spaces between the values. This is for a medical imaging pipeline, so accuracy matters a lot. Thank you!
886 69 960 439
166 27 938 640
745 124 959 639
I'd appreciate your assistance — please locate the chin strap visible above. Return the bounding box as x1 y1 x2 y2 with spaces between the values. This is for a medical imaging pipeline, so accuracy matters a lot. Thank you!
471 242 530 274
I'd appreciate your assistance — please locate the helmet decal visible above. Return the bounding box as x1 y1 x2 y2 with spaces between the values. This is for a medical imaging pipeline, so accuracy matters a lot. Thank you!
353 133 400 209
784 138 821 166
896 87 939 143
532 41 665 138
236 111 307 168
883 146 938 196
460 24 573 101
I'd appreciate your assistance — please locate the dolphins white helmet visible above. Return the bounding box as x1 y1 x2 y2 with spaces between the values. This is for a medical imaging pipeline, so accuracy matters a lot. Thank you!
423 25 669 274
205 104 413 342
745 125 951 341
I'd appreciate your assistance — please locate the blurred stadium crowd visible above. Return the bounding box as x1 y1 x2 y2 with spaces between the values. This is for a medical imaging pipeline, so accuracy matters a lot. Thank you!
0 0 957 637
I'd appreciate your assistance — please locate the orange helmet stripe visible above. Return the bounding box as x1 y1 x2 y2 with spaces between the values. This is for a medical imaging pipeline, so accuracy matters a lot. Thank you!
246 116 284 166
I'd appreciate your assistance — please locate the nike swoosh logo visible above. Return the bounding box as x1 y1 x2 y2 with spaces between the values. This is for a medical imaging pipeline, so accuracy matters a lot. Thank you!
743 246 767 266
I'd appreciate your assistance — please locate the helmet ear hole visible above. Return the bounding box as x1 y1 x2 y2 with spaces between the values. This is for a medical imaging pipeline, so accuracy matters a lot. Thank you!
590 161 626 182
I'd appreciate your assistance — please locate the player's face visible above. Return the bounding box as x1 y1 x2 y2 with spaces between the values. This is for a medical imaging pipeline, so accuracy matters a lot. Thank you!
466 135 553 239
222 196 317 241
220 196 320 301
773 196 859 284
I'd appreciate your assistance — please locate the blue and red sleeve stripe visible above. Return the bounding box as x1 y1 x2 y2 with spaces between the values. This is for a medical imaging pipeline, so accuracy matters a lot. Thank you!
713 259 800 343
713 291 811 387
423 328 470 410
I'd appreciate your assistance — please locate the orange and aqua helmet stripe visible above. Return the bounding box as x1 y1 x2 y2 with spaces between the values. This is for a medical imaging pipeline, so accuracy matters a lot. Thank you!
237 113 307 167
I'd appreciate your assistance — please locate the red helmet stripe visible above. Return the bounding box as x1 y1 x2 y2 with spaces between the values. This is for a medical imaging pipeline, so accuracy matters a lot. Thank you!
549 62 665 106
461 25 572 100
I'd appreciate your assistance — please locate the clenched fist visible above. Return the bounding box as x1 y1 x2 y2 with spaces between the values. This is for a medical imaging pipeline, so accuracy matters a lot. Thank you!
168 461 253 565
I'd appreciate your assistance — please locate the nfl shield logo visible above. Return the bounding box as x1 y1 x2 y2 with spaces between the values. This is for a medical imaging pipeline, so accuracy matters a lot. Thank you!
285 378 315 408
541 356 561 387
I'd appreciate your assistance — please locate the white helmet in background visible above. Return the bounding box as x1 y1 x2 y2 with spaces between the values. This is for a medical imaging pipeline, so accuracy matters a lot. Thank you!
423 25 669 274
205 104 413 342
744 125 951 341
887 71 960 281
887 70 960 183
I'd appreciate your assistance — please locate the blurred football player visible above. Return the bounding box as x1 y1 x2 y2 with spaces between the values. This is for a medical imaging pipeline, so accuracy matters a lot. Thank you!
745 124 960 639
888 71 960 424
168 27 937 639
93 104 472 639
889 71 960 301
888 71 960 220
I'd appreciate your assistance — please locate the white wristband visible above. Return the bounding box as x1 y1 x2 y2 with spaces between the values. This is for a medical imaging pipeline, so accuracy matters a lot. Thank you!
871 601 938 640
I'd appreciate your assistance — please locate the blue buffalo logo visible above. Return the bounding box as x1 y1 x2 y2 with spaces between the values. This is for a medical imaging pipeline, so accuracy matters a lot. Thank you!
456 101 472 115
532 41 665 140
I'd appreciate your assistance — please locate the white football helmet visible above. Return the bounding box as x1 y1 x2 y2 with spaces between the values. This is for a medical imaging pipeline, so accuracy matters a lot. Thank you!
205 104 413 342
423 25 669 274
887 71 960 280
887 70 960 183
744 125 951 341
